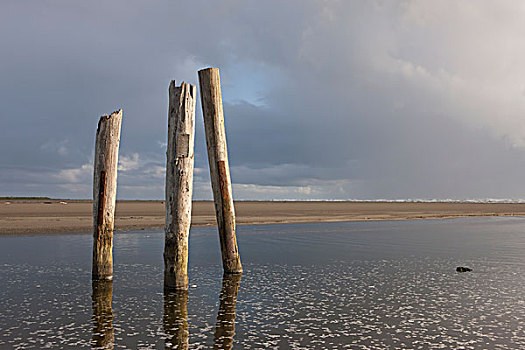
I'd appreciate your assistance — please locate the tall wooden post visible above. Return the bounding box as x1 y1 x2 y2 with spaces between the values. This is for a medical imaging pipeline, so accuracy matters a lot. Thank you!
164 81 196 290
93 110 122 280
198 68 242 274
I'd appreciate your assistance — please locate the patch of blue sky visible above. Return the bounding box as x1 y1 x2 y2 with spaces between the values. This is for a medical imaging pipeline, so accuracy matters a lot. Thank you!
220 61 285 107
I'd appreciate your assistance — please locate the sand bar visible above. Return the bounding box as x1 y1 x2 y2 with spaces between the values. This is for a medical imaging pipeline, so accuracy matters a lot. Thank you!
1 199 525 235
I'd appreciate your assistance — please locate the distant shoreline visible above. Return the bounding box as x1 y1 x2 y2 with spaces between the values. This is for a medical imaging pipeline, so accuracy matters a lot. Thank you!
1 199 525 235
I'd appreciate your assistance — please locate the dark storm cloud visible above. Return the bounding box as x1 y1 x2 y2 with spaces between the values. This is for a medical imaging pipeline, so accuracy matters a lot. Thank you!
1 1 525 199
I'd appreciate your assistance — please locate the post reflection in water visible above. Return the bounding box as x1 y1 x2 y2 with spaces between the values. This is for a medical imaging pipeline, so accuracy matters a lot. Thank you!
91 280 114 349
163 290 189 349
214 273 242 350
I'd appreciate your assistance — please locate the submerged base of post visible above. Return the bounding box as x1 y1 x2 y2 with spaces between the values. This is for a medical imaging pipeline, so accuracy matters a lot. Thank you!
163 243 189 290
92 230 114 280
222 257 242 274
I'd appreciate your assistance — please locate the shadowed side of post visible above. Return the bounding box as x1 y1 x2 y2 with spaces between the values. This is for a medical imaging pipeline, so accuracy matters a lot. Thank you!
92 110 122 280
164 82 196 290
198 68 242 274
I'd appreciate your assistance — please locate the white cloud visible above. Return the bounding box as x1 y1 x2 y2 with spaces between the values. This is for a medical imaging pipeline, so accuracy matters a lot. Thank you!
392 1 525 146
55 163 92 183
144 165 165 179
194 167 205 175
40 139 70 156
230 179 359 201
297 1 525 147
296 186 312 195
57 183 91 194
118 153 140 171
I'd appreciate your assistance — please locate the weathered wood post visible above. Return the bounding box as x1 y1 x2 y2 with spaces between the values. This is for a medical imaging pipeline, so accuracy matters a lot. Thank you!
214 273 242 350
93 110 122 280
164 82 197 290
91 280 114 349
198 68 242 274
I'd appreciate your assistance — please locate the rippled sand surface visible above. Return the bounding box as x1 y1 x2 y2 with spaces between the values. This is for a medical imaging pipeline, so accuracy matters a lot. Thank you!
1 217 524 348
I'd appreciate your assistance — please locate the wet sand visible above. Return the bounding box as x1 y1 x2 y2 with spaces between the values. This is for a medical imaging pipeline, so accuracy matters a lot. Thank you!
1 199 525 235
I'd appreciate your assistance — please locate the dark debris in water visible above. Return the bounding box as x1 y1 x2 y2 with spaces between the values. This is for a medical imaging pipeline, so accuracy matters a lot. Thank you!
456 266 473 273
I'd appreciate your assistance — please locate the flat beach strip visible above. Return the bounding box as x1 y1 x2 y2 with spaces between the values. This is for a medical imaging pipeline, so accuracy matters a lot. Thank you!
1 200 525 235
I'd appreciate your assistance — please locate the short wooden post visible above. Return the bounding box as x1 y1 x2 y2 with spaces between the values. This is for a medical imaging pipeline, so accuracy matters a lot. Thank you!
164 82 197 290
198 68 242 274
163 290 189 349
214 273 242 349
92 110 122 280
91 280 114 348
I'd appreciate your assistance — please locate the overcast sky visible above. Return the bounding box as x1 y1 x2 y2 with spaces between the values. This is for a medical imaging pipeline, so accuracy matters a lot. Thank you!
2 1 525 200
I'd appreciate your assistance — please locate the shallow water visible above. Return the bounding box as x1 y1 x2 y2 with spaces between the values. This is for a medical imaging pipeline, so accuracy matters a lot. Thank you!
1 217 524 349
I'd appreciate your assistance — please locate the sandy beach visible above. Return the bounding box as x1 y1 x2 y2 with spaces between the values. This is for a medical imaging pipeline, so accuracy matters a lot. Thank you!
1 199 525 235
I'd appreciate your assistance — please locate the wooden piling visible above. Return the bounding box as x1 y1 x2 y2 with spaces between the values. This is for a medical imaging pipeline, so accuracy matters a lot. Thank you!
164 82 197 290
92 110 122 280
198 68 242 274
